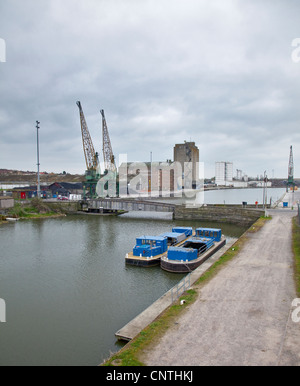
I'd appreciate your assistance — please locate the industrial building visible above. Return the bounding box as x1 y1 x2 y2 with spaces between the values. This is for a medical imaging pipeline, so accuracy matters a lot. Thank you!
0 197 14 210
12 182 83 200
118 162 175 196
215 162 233 186
117 141 200 196
173 141 200 186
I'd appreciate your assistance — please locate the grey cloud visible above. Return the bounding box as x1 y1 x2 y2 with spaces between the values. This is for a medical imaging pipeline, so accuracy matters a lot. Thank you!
0 0 299 178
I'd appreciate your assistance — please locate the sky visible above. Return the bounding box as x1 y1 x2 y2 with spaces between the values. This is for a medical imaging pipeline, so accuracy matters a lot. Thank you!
0 0 300 178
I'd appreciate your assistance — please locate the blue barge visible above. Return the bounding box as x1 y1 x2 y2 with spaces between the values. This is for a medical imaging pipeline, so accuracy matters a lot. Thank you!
125 227 193 267
160 228 226 273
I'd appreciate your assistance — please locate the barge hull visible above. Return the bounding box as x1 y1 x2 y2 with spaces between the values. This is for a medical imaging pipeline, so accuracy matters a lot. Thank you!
160 238 226 273
125 256 161 267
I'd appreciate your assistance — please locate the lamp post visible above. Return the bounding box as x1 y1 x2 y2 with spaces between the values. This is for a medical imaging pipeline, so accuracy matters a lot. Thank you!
36 121 40 199
263 171 267 215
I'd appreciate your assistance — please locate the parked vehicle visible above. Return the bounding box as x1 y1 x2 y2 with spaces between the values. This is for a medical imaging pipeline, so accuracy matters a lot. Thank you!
58 196 69 201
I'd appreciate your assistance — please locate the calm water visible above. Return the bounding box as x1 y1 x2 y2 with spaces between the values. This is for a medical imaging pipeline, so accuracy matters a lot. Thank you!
200 187 286 205
153 187 286 206
0 213 244 366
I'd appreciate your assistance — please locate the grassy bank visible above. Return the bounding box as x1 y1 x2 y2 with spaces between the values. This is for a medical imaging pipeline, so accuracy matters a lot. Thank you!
0 215 9 225
4 199 66 220
292 217 300 297
103 215 272 366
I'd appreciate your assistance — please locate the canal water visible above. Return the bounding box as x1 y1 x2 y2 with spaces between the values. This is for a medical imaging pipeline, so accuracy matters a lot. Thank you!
0 213 244 366
199 187 286 205
152 187 286 206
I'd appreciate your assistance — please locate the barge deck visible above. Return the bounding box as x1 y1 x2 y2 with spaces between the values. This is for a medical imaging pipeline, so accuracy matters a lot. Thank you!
161 236 226 273
125 227 193 268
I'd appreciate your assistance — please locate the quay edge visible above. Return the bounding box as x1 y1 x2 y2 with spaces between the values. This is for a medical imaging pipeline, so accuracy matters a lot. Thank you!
174 205 264 226
80 198 264 226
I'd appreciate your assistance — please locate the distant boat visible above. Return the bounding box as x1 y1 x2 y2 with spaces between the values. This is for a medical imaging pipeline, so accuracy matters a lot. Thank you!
6 217 20 222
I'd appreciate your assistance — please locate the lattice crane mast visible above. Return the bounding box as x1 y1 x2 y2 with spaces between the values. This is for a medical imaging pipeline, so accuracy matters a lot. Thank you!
77 101 100 199
77 101 99 171
101 109 116 173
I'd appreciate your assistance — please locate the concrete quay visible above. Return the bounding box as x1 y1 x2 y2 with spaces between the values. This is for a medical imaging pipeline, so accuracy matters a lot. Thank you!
141 192 300 366
174 205 263 226
115 238 237 342
85 197 265 225
115 192 299 346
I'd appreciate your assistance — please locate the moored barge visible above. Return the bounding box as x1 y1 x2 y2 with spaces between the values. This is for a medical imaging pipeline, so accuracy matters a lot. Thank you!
125 227 193 267
160 228 226 273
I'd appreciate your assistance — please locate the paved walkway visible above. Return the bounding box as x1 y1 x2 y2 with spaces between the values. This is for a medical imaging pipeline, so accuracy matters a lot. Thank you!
142 195 300 366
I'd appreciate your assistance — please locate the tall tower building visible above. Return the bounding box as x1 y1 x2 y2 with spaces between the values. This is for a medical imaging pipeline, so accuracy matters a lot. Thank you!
215 162 233 186
174 141 200 184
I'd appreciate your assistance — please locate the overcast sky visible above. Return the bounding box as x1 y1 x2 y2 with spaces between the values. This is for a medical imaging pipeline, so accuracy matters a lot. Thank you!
0 0 300 178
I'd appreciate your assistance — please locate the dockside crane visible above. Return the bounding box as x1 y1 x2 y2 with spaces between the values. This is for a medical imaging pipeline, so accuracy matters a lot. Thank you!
101 109 116 173
76 101 100 198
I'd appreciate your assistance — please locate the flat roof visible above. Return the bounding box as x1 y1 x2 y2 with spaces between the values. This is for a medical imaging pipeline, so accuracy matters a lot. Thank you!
173 226 193 230
185 237 213 244
160 232 185 238
136 236 166 241
196 228 221 232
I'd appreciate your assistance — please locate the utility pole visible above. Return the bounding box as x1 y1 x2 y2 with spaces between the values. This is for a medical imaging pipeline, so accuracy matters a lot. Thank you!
287 145 295 192
263 170 267 214
36 121 41 199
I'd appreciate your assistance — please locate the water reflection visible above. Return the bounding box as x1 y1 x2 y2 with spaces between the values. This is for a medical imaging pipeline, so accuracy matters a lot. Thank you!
0 214 246 366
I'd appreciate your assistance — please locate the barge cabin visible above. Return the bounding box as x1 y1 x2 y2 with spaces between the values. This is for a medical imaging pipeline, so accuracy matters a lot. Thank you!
125 226 193 267
195 228 222 242
160 232 186 246
172 227 193 237
133 236 168 258
125 235 170 267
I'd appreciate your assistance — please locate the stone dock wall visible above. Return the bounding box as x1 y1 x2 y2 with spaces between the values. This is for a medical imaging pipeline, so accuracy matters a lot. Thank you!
174 205 264 226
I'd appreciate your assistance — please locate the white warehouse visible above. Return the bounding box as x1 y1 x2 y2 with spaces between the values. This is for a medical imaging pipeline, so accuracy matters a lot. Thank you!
215 162 233 186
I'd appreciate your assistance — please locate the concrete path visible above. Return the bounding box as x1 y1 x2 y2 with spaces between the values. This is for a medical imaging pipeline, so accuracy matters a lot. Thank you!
115 239 237 342
142 199 300 366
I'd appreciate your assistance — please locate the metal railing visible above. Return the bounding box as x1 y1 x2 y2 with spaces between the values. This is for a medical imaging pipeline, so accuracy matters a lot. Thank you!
169 239 215 304
171 273 191 304
197 239 214 255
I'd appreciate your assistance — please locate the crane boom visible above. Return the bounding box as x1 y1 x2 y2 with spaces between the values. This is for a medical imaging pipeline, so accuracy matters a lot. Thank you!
101 109 116 172
77 101 98 170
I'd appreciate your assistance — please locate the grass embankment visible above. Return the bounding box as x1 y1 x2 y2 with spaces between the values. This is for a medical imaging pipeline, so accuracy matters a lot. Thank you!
292 217 300 297
103 215 272 367
0 215 7 225
5 198 65 220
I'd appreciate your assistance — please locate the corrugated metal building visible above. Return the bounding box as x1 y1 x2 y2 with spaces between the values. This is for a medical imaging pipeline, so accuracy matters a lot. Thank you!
0 197 14 209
